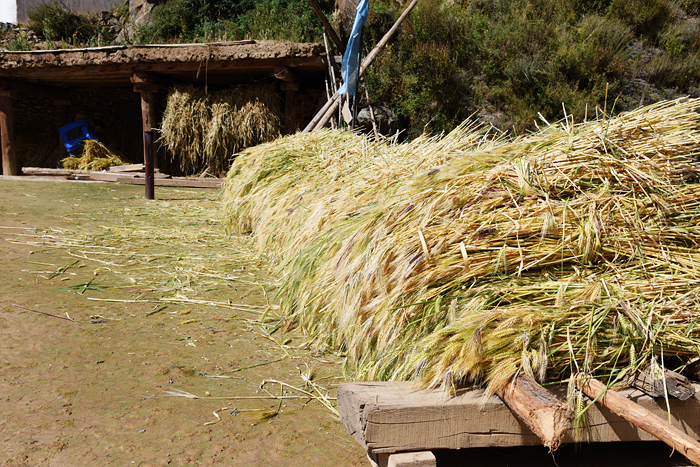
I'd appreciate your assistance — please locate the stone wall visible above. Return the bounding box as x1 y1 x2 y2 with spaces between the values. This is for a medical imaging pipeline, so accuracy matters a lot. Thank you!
13 85 146 168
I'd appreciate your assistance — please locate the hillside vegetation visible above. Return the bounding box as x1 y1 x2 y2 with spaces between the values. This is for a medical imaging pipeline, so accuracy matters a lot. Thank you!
362 0 700 135
5 0 700 136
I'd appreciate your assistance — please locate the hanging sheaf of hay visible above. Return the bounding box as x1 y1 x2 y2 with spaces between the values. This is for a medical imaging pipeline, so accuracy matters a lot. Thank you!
160 83 281 176
61 140 128 171
222 98 700 400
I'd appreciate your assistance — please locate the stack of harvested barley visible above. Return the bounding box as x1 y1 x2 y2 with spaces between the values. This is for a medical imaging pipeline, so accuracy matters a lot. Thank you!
160 83 281 176
223 98 700 399
61 140 128 171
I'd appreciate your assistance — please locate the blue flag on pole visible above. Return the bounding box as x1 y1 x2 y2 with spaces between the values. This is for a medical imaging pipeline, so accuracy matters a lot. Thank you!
338 0 369 97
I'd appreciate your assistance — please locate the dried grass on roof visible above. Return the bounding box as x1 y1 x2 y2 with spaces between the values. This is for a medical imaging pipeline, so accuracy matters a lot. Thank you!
61 140 128 171
160 83 281 176
222 98 700 399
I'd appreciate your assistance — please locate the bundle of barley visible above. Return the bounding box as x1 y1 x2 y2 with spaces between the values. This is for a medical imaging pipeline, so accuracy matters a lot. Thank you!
223 98 700 399
160 83 281 176
61 140 128 171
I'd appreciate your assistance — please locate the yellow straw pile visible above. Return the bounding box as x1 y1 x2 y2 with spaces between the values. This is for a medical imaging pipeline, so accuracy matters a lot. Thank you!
223 98 700 397
61 140 128 171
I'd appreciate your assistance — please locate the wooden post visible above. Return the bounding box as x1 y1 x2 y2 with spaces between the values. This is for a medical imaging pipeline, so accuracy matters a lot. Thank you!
281 82 299 135
132 71 166 175
144 130 155 200
0 95 18 176
574 373 700 466
308 0 345 54
496 376 573 451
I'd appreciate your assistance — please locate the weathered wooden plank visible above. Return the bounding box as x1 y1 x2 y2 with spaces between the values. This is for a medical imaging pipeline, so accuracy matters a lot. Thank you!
631 365 696 401
108 163 144 172
387 451 436 467
337 381 700 455
88 171 135 182
116 177 223 188
22 167 90 176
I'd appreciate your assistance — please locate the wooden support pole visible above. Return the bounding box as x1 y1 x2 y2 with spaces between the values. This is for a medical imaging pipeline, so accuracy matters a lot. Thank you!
496 376 573 451
139 90 157 169
303 0 419 132
308 0 345 55
574 373 700 466
144 130 155 200
0 95 18 176
281 82 299 135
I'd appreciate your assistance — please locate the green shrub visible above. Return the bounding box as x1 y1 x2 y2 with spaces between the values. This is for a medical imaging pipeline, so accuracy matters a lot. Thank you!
6 29 32 51
660 18 700 57
558 14 632 88
136 0 333 43
610 0 673 40
27 1 97 45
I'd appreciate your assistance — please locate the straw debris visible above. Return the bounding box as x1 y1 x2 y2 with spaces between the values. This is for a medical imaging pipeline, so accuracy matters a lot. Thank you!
61 140 128 171
222 98 700 401
160 83 281 176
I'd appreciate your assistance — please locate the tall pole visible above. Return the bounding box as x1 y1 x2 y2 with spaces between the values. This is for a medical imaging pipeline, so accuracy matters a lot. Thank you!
144 130 155 200
0 95 18 176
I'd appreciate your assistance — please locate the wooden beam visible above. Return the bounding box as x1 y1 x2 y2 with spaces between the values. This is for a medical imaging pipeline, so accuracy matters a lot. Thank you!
337 381 700 455
133 83 166 93
0 95 18 176
308 0 345 54
22 167 89 176
138 90 158 170
273 66 296 83
496 376 573 451
574 373 700 466
281 82 298 135
108 163 145 172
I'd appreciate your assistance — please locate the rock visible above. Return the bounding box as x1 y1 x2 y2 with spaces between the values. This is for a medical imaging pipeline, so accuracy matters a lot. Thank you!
356 105 399 136
130 0 158 25
117 0 158 41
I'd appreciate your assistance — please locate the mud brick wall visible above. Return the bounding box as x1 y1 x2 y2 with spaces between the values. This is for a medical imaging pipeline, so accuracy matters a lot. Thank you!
13 85 149 168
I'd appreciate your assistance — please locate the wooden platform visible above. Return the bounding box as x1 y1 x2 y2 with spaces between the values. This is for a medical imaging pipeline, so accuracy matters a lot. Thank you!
338 381 700 458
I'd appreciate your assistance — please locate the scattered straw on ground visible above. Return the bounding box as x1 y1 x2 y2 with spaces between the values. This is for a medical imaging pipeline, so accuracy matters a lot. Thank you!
160 83 281 176
222 98 700 404
61 140 128 171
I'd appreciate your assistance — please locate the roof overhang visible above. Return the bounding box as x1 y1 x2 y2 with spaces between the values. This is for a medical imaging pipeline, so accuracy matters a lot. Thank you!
0 40 328 88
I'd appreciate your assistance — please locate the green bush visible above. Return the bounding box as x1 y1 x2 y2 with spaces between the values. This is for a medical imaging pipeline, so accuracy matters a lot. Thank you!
363 0 699 135
135 0 334 43
27 1 97 45
660 18 700 57
610 0 672 40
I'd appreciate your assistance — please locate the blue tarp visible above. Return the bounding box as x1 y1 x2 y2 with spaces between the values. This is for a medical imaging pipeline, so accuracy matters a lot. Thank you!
58 119 100 154
338 0 369 97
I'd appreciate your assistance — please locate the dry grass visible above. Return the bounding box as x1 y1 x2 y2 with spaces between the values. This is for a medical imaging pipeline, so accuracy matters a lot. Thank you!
61 140 128 171
160 83 282 176
222 98 700 399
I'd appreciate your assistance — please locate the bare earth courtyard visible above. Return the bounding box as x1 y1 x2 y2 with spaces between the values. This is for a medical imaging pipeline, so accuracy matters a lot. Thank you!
0 179 366 467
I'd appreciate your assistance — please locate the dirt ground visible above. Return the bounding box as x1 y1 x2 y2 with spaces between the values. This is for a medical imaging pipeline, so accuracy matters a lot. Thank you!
0 179 366 467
